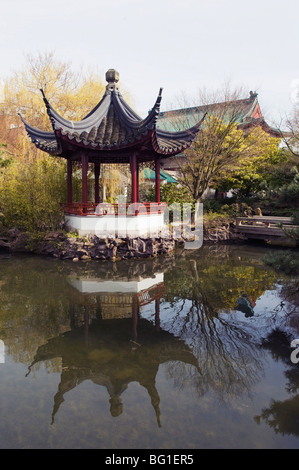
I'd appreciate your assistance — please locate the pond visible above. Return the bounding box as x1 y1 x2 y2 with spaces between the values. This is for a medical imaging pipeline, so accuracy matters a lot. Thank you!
0 244 298 449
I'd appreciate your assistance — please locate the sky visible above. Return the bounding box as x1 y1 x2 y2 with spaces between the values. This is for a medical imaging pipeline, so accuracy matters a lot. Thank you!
0 0 298 127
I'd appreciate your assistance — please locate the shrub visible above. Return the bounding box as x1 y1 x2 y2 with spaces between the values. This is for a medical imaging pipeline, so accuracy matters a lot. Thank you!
0 153 66 233
261 251 299 275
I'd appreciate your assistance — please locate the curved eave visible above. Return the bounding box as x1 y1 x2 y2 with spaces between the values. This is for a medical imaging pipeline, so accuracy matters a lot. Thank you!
18 114 61 154
153 113 206 156
238 118 281 138
41 88 112 134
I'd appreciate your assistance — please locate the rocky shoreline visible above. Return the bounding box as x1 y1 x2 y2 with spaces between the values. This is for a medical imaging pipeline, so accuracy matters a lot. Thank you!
0 224 245 260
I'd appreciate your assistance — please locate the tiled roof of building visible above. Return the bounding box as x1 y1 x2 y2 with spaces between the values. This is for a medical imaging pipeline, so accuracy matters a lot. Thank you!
157 91 281 137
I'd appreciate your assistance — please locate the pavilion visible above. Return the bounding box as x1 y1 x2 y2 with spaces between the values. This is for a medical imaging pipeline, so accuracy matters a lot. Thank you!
19 69 205 237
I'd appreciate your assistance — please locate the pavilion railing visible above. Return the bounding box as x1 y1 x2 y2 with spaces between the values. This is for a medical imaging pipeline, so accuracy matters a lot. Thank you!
62 202 168 216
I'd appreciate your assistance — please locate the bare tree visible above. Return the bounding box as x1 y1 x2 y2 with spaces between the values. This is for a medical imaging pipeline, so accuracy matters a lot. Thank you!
280 105 299 158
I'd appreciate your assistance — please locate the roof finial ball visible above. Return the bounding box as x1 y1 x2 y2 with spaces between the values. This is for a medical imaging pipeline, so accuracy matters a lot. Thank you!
106 69 119 83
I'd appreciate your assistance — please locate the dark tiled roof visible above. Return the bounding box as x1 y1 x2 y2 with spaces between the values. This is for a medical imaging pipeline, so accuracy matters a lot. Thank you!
19 70 204 159
18 116 60 154
42 87 163 149
154 121 205 154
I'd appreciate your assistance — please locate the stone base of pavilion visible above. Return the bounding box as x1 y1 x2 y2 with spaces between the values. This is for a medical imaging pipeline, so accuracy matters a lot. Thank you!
63 202 169 238
65 213 167 238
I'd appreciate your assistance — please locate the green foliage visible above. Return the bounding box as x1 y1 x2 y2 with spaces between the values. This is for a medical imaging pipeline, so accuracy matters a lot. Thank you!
261 154 298 191
203 199 252 217
261 251 299 275
0 153 66 233
0 144 13 168
144 183 194 206
203 212 232 228
279 167 299 204
202 199 225 214
292 210 299 225
214 128 283 197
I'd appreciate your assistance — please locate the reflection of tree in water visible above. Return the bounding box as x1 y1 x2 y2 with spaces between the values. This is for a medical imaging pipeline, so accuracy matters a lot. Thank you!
0 256 71 367
254 253 299 436
162 247 279 401
279 280 299 329
163 300 264 401
255 328 299 436
255 396 299 437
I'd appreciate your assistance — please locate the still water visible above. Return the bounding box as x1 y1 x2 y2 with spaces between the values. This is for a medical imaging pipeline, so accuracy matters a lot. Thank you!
0 244 298 449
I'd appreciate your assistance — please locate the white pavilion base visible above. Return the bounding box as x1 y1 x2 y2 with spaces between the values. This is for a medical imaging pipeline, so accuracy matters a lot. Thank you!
68 272 164 294
64 213 167 238
67 272 164 319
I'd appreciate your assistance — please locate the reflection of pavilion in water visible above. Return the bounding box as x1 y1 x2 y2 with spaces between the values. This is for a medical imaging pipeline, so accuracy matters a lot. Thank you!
27 271 199 427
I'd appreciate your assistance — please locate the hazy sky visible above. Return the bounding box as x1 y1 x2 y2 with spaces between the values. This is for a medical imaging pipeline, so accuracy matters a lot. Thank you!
1 0 298 125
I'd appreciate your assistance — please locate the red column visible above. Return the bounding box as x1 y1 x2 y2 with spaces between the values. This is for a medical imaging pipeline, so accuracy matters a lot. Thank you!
155 157 161 203
67 159 73 205
81 154 89 207
130 153 138 204
94 162 100 204
136 160 139 203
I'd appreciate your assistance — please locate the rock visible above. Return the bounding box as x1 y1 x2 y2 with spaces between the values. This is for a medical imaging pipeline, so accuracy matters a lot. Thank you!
10 232 31 252
109 245 118 259
0 239 10 250
80 255 91 260
0 223 249 259
43 231 65 241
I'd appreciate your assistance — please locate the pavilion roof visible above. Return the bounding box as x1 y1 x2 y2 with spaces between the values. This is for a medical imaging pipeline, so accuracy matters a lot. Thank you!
19 69 205 161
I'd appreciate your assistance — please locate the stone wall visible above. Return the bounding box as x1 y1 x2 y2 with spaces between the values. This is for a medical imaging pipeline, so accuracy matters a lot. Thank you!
0 229 176 260
0 224 245 260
